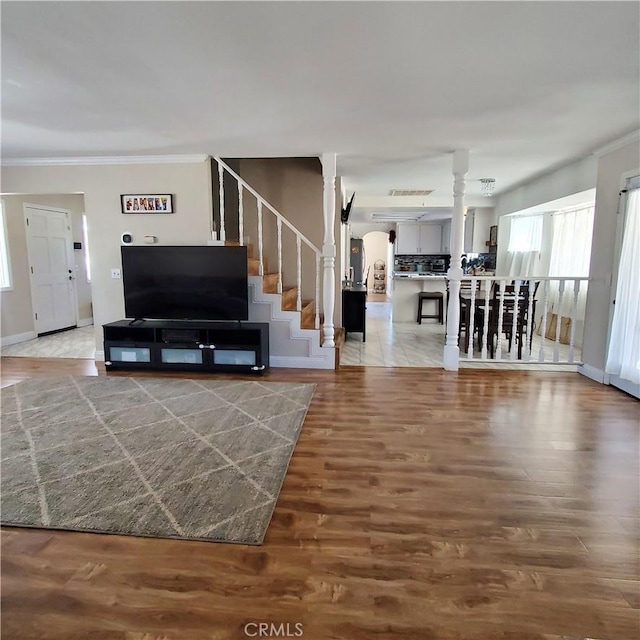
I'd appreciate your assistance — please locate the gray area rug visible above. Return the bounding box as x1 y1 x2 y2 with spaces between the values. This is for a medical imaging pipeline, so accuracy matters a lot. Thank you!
0 376 314 544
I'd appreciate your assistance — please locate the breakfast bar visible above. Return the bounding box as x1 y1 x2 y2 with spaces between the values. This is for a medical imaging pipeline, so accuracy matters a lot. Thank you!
391 273 448 323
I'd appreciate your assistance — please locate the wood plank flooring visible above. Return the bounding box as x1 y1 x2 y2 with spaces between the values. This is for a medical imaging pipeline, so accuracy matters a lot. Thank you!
1 357 639 639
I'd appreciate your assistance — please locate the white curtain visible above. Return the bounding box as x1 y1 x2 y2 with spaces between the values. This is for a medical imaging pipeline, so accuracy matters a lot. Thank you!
547 206 595 346
505 214 543 277
606 188 640 384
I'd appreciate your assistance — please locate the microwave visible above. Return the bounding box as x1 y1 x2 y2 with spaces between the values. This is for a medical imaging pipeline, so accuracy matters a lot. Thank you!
430 258 446 272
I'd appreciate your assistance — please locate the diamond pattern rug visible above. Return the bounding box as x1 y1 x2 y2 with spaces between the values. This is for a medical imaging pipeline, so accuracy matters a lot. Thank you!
0 376 314 544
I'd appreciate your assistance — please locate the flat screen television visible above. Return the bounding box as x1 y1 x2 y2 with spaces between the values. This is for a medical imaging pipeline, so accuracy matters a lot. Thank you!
121 246 248 321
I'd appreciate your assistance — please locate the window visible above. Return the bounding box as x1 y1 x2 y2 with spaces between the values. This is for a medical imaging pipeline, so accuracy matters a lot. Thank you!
82 214 91 282
0 201 12 290
507 214 544 252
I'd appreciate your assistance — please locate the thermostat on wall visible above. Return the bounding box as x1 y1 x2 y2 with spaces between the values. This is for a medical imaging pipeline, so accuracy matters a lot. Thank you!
121 232 134 245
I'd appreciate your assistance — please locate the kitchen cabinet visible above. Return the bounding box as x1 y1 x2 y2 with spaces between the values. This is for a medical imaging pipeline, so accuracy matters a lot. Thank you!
396 223 445 255
342 285 367 341
441 220 451 254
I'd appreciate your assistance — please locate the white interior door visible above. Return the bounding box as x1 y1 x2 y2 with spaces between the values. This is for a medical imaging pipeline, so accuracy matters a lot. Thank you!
24 205 77 335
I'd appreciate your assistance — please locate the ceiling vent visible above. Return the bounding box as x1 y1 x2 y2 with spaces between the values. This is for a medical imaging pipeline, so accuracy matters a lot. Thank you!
389 189 433 197
371 212 423 222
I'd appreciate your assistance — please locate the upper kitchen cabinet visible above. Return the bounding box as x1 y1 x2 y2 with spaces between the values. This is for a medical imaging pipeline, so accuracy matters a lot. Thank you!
441 220 451 254
464 207 496 253
396 223 447 254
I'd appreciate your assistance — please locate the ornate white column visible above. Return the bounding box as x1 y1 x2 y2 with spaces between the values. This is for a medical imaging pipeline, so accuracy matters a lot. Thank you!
321 153 337 348
443 150 469 371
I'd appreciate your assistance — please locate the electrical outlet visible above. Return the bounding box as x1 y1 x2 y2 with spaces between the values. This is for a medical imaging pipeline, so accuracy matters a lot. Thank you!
111 268 121 279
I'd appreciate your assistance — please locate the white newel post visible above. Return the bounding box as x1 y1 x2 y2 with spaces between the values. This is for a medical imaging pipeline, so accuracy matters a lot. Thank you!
321 153 337 348
443 149 469 371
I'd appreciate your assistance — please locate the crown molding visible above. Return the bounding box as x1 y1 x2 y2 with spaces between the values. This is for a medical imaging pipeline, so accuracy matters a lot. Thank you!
592 130 640 158
1 154 210 167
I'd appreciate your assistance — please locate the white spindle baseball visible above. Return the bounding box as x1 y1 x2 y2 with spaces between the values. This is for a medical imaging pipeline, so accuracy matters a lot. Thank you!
218 163 226 242
277 217 283 294
524 280 535 361
538 280 550 362
568 279 580 363
296 236 302 312
481 282 490 360
509 284 520 361
257 199 264 276
467 279 476 359
553 280 565 362
315 253 321 329
495 280 506 360
238 183 244 246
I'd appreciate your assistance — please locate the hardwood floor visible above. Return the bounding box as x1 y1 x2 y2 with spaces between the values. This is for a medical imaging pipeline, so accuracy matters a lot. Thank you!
1 357 639 639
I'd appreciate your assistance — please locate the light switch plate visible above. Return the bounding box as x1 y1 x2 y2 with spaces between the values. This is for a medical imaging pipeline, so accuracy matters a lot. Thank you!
111 268 121 279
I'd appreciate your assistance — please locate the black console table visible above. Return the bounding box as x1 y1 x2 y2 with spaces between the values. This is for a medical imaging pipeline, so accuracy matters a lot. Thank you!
342 285 367 341
103 320 269 373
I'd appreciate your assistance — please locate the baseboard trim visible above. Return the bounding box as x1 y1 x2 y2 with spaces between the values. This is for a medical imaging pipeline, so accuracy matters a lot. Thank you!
270 353 335 370
1 331 37 347
578 363 607 384
77 318 94 328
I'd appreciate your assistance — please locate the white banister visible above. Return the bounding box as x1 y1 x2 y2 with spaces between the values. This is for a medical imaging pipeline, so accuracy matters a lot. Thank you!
568 279 580 363
481 283 490 360
510 285 518 361
538 280 550 363
467 281 477 359
238 183 244 246
218 163 226 242
257 199 264 277
212 157 328 345
321 153 336 348
315 254 321 330
495 280 506 360
524 279 535 361
553 280 566 363
277 217 283 294
444 150 469 371
296 236 302 312
456 275 588 366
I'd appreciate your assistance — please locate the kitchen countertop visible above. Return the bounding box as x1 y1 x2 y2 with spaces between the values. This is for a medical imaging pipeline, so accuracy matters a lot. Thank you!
393 272 447 279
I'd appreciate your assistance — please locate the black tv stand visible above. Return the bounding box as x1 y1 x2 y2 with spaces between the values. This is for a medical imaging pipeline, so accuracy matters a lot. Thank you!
103 320 269 374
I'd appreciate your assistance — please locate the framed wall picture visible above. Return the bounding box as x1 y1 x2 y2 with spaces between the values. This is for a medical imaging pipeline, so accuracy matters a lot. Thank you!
121 194 173 214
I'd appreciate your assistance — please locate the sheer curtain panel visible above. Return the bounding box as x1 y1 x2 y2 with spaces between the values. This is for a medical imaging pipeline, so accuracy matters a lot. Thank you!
505 214 543 277
606 188 640 384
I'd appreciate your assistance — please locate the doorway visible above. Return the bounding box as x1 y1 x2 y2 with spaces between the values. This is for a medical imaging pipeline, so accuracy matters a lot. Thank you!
24 204 78 335
0 194 94 359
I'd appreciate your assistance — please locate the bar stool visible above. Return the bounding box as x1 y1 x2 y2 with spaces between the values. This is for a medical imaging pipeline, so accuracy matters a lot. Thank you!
417 291 444 324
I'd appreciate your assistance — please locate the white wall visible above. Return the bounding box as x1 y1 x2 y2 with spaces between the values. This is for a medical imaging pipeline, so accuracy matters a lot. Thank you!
1 193 92 340
1 160 213 351
582 139 640 374
362 231 388 291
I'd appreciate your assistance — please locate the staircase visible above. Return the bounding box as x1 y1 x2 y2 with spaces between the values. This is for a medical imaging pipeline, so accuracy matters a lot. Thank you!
215 158 335 369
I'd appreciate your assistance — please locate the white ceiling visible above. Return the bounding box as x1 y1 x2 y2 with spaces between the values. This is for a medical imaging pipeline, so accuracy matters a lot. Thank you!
2 2 638 218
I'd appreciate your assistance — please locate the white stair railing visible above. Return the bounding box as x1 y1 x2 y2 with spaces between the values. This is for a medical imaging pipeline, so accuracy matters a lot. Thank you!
457 276 589 365
213 157 324 334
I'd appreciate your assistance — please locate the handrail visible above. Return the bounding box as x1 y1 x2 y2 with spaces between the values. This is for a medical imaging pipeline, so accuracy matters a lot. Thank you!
213 157 322 256
457 275 590 281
